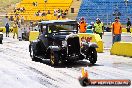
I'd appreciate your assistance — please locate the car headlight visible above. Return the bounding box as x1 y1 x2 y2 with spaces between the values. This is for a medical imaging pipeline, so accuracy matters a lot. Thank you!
62 40 67 47
81 39 86 42
81 39 87 47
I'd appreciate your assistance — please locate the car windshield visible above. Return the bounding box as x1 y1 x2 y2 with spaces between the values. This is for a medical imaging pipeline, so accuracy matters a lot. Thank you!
48 24 77 34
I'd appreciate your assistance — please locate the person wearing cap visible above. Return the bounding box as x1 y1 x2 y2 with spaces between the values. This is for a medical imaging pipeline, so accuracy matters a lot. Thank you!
93 18 104 39
111 17 122 44
79 17 87 33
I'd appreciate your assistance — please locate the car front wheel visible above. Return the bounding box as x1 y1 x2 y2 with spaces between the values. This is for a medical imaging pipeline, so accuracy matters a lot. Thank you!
88 48 97 64
50 50 59 66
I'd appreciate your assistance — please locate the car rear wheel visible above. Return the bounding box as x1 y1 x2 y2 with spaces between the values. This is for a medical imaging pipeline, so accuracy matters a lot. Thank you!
89 48 97 64
50 50 59 66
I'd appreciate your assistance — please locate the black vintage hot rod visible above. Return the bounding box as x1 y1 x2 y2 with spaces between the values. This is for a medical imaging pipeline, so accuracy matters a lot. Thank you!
29 20 98 66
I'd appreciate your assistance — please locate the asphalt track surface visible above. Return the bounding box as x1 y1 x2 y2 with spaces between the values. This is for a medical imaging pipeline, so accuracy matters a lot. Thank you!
0 33 132 88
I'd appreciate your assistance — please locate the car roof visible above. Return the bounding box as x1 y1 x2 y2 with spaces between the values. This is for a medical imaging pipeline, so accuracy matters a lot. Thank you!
39 20 77 25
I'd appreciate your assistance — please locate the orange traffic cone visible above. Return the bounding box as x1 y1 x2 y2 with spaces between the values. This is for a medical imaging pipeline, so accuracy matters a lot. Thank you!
81 67 88 78
79 67 91 86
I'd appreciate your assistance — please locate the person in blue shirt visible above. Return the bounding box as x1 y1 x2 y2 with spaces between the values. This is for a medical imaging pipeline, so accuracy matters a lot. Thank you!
5 23 10 37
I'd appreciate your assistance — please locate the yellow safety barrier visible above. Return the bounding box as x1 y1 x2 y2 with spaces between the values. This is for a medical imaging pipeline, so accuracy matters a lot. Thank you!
78 33 104 53
110 42 132 57
122 28 132 32
29 32 104 52
29 31 39 41
0 27 14 33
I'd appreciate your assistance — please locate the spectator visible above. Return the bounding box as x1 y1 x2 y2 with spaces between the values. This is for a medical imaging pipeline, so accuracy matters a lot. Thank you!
5 14 8 18
42 10 46 16
61 9 63 14
10 15 14 21
23 7 25 12
14 15 17 22
54 9 57 16
33 2 38 6
126 18 131 33
58 8 60 13
63 11 67 15
79 17 87 33
39 12 42 16
90 22 94 28
17 8 20 12
18 20 21 28
20 7 23 12
5 23 10 37
14 8 17 13
20 7 25 13
57 12 61 19
38 10 40 13
18 26 23 41
16 16 19 24
35 12 39 16
25 25 30 40
65 9 68 14
13 22 18 39
47 10 50 14
33 2 35 6
111 17 122 44
93 18 104 39
21 16 24 25
35 2 38 6
35 10 40 16
62 13 65 18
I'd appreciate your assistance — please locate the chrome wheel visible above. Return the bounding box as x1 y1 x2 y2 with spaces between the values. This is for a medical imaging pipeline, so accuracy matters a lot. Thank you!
50 50 59 66
50 51 55 65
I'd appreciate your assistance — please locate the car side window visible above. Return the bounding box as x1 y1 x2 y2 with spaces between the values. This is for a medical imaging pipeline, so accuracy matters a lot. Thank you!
40 25 46 34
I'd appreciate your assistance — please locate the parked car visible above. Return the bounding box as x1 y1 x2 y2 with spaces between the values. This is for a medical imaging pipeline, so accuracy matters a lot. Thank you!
29 20 98 66
0 31 3 44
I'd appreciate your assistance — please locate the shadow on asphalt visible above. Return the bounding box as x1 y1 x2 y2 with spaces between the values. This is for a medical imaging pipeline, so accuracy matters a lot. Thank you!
36 59 103 68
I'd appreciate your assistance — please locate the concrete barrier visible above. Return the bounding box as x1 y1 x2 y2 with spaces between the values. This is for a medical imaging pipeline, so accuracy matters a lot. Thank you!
110 42 132 57
122 28 132 33
78 33 104 53
29 31 39 42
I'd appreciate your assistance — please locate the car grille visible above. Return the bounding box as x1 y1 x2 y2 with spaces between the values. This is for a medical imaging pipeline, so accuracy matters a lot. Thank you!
67 37 80 55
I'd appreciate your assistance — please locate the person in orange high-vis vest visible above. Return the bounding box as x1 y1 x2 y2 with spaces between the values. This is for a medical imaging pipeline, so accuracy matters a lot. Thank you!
79 17 87 33
111 17 122 44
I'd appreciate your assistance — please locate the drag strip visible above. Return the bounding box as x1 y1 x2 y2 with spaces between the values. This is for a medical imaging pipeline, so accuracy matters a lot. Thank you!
0 37 132 88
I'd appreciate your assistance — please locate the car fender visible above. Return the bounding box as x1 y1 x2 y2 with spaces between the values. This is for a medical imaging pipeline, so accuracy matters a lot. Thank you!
29 40 38 52
89 42 98 48
48 46 60 52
